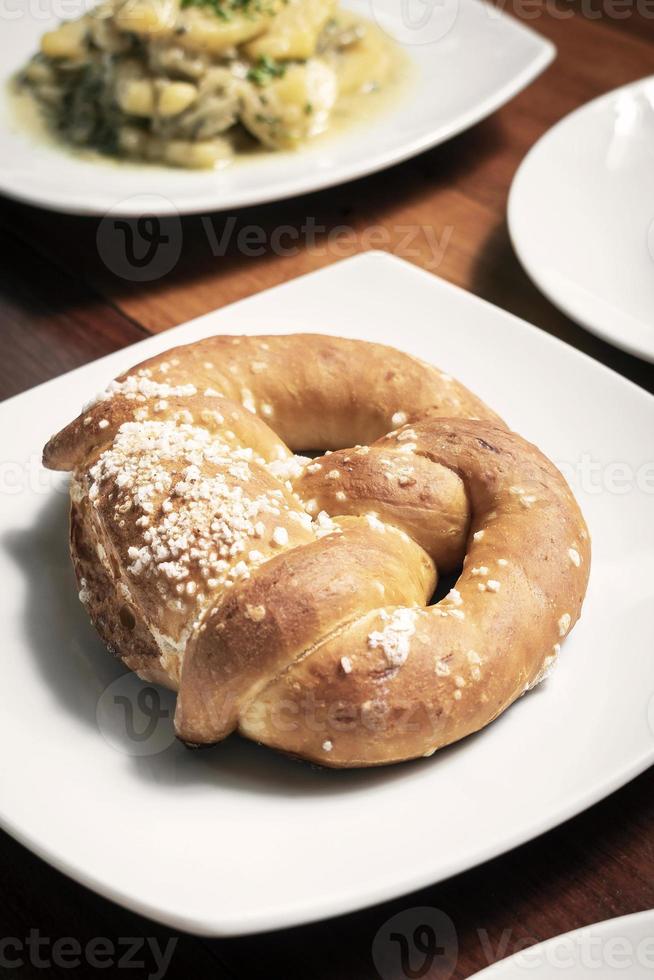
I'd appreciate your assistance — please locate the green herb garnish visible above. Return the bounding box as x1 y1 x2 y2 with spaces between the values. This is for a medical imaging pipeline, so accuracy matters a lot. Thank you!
180 0 265 21
247 55 287 86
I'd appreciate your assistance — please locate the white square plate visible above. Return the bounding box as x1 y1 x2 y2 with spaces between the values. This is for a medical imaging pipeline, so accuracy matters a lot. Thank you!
1 253 652 936
0 0 554 215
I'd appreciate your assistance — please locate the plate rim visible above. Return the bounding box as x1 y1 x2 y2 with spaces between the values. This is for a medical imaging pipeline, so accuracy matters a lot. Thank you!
507 73 654 364
0 251 652 937
469 908 654 979
0 7 556 216
4 739 653 937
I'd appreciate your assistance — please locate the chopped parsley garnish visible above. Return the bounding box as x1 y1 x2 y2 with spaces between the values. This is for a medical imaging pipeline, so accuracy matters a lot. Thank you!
247 56 286 86
180 0 269 21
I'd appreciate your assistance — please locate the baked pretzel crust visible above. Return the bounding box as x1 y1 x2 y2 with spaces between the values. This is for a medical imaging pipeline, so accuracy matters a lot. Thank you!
44 334 590 767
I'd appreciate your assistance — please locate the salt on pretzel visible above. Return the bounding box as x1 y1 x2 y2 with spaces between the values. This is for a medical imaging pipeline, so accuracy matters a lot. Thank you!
44 334 590 767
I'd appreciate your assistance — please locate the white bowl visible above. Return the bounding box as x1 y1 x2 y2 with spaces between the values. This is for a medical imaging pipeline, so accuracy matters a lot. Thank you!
509 75 654 363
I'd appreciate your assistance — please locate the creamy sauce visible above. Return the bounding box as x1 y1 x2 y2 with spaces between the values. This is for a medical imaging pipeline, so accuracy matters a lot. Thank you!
226 35 413 168
9 17 413 172
308 33 413 143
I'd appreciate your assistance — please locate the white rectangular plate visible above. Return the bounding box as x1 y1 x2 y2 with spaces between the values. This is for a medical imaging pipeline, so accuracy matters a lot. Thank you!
1 253 652 936
0 0 554 215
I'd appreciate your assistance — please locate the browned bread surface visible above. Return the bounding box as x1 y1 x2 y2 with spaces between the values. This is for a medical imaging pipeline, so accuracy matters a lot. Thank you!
44 333 590 767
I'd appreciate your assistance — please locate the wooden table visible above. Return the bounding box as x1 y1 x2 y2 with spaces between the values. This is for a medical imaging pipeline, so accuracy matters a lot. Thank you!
1 3 652 977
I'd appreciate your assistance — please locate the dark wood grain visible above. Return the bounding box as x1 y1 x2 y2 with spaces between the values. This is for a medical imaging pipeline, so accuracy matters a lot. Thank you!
0 228 147 399
2 5 653 396
0 1 652 977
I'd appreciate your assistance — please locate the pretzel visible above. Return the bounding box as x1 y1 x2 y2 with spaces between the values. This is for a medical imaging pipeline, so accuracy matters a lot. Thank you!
44 334 590 767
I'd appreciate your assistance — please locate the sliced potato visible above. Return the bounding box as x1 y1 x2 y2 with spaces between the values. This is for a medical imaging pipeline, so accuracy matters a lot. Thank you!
330 22 392 96
22 60 55 85
41 19 90 60
245 0 337 61
117 77 156 116
162 137 232 167
158 80 198 116
239 59 337 149
176 2 282 55
113 0 179 36
27 0 397 167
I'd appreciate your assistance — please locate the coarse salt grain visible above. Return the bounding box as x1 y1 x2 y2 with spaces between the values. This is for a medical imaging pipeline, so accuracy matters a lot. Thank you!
89 376 197 410
87 420 298 599
241 390 257 414
272 527 289 547
368 607 417 668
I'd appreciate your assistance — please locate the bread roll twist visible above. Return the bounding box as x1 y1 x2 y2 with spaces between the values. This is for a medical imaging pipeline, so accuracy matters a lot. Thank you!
44 334 590 767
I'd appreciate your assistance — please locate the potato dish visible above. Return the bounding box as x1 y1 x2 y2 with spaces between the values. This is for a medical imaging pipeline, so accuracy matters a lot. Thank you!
16 0 399 168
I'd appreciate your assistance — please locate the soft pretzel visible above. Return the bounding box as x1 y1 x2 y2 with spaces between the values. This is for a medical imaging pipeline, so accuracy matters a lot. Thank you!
44 334 590 767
